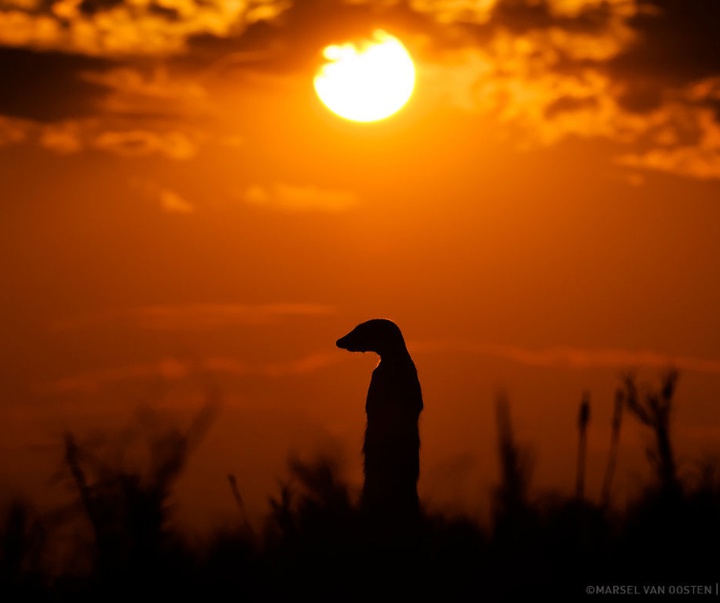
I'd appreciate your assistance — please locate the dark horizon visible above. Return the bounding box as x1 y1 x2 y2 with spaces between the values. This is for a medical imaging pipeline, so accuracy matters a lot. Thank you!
3 361 719 599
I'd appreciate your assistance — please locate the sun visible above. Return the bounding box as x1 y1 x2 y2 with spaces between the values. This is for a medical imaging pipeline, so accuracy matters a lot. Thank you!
313 30 416 123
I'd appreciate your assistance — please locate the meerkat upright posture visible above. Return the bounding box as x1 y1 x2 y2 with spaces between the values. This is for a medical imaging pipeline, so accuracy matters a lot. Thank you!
337 319 423 522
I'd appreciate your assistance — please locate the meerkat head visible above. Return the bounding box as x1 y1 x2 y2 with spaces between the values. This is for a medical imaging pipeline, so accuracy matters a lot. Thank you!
336 319 408 358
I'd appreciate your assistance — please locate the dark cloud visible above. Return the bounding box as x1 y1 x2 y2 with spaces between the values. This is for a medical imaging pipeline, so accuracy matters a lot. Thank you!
178 0 630 85
77 0 126 16
182 0 447 74
494 0 615 35
0 47 113 122
545 96 599 120
610 0 720 112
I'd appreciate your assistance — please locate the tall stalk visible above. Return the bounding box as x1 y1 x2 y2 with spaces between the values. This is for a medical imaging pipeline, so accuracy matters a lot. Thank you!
575 392 591 500
601 390 624 508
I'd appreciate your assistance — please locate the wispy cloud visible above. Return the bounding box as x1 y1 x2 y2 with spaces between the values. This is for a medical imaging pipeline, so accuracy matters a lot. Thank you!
244 183 358 212
1 115 205 160
83 67 210 116
39 351 343 394
131 179 195 213
205 352 343 378
94 128 198 158
39 358 191 394
0 115 29 146
159 188 195 213
52 302 336 331
39 120 84 153
617 102 720 181
412 340 720 375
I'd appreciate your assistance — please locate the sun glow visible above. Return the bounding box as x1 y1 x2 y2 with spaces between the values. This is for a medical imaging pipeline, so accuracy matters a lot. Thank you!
313 30 416 123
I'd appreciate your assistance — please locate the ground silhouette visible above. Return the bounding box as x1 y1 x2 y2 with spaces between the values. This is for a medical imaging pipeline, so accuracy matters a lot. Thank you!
1 362 719 600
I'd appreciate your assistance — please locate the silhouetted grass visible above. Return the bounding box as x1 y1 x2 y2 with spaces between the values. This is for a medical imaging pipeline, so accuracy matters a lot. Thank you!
2 371 719 600
576 392 591 500
601 389 624 508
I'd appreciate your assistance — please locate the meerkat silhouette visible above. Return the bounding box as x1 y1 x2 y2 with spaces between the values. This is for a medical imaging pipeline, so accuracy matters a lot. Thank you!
336 319 423 521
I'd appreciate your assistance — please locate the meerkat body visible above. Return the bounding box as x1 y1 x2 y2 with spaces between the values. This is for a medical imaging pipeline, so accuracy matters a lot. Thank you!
337 319 423 519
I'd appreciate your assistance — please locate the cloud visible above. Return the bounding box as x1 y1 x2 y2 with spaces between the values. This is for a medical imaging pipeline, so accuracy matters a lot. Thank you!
0 46 111 122
413 339 720 375
131 178 195 212
159 188 195 213
39 358 191 394
423 46 642 146
82 66 212 120
52 302 336 331
0 0 289 56
0 115 30 146
407 1 720 179
43 302 341 393
0 116 205 159
19 120 203 159
39 351 343 394
619 147 720 182
38 120 84 153
0 57 217 156
2 0 720 182
609 0 720 106
93 128 198 158
617 102 720 180
409 0 498 25
244 183 358 212
416 0 643 132
205 352 343 378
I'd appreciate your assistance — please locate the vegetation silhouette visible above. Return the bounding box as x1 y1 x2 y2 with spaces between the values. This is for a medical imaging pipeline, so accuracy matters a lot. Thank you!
1 365 719 600
575 392 591 500
601 390 624 508
620 370 680 495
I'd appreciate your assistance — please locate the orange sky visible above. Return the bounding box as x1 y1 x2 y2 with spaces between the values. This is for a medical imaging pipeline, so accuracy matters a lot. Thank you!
2 0 720 531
